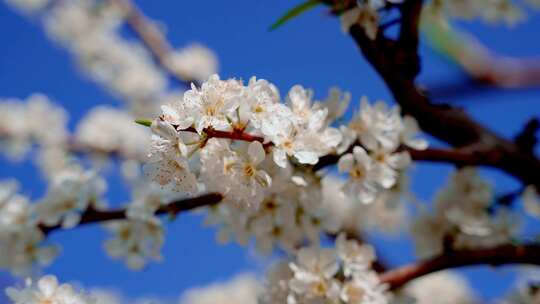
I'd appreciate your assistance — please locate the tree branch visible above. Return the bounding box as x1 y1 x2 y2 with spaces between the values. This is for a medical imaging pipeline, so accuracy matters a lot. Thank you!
314 146 491 171
380 243 540 290
329 0 540 188
39 192 223 234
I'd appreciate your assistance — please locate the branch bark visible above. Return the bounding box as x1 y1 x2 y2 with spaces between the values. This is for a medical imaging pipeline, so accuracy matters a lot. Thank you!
380 243 540 290
335 0 540 189
39 193 223 234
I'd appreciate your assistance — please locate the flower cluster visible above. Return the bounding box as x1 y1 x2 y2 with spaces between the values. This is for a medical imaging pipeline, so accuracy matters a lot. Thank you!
0 181 58 276
6 275 95 304
337 97 426 204
75 106 151 161
142 74 424 252
165 43 219 84
5 0 217 115
145 74 347 201
339 0 539 40
0 94 68 173
203 157 339 253
260 234 388 304
411 167 519 257
321 174 411 235
36 166 107 229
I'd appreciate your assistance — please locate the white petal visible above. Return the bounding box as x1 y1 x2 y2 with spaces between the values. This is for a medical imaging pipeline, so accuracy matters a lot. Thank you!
248 141 265 165
273 148 288 168
338 154 354 172
38 275 58 297
294 151 318 165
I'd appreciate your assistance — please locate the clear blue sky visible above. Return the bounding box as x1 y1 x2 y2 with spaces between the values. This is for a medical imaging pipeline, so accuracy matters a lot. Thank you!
0 0 539 302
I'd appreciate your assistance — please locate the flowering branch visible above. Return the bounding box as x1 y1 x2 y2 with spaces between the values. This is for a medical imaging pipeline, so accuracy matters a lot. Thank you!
326 0 540 189
315 146 488 171
39 193 223 234
380 243 540 290
107 0 193 85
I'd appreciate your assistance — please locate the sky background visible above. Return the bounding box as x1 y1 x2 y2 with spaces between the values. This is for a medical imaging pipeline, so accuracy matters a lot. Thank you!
0 0 539 302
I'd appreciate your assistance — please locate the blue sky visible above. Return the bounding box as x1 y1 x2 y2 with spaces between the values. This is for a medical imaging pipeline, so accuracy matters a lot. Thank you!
0 0 539 302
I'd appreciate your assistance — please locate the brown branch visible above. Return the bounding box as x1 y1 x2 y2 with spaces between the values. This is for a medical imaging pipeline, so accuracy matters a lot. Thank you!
380 243 540 290
324 0 540 189
314 146 489 171
107 0 193 85
39 193 223 234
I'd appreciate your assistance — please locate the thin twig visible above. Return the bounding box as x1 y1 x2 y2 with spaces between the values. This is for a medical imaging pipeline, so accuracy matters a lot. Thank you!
39 193 223 234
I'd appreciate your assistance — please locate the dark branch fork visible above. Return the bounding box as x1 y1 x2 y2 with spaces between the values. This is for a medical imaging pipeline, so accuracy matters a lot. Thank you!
317 0 540 288
322 0 540 189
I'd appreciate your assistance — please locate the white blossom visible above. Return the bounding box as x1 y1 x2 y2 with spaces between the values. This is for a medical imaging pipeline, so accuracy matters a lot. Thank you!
6 275 95 304
165 43 219 83
411 167 519 257
338 146 378 203
36 166 107 229
75 106 150 160
261 240 388 304
104 218 164 270
183 74 243 134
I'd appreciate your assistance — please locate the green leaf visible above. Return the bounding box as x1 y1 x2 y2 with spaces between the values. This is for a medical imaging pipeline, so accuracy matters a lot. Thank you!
269 0 321 31
135 118 152 127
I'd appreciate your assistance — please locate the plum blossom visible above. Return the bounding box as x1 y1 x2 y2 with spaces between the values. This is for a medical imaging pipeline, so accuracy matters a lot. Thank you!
338 146 378 203
6 275 95 304
144 120 198 193
35 166 107 229
165 43 218 83
104 217 164 270
261 236 388 304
